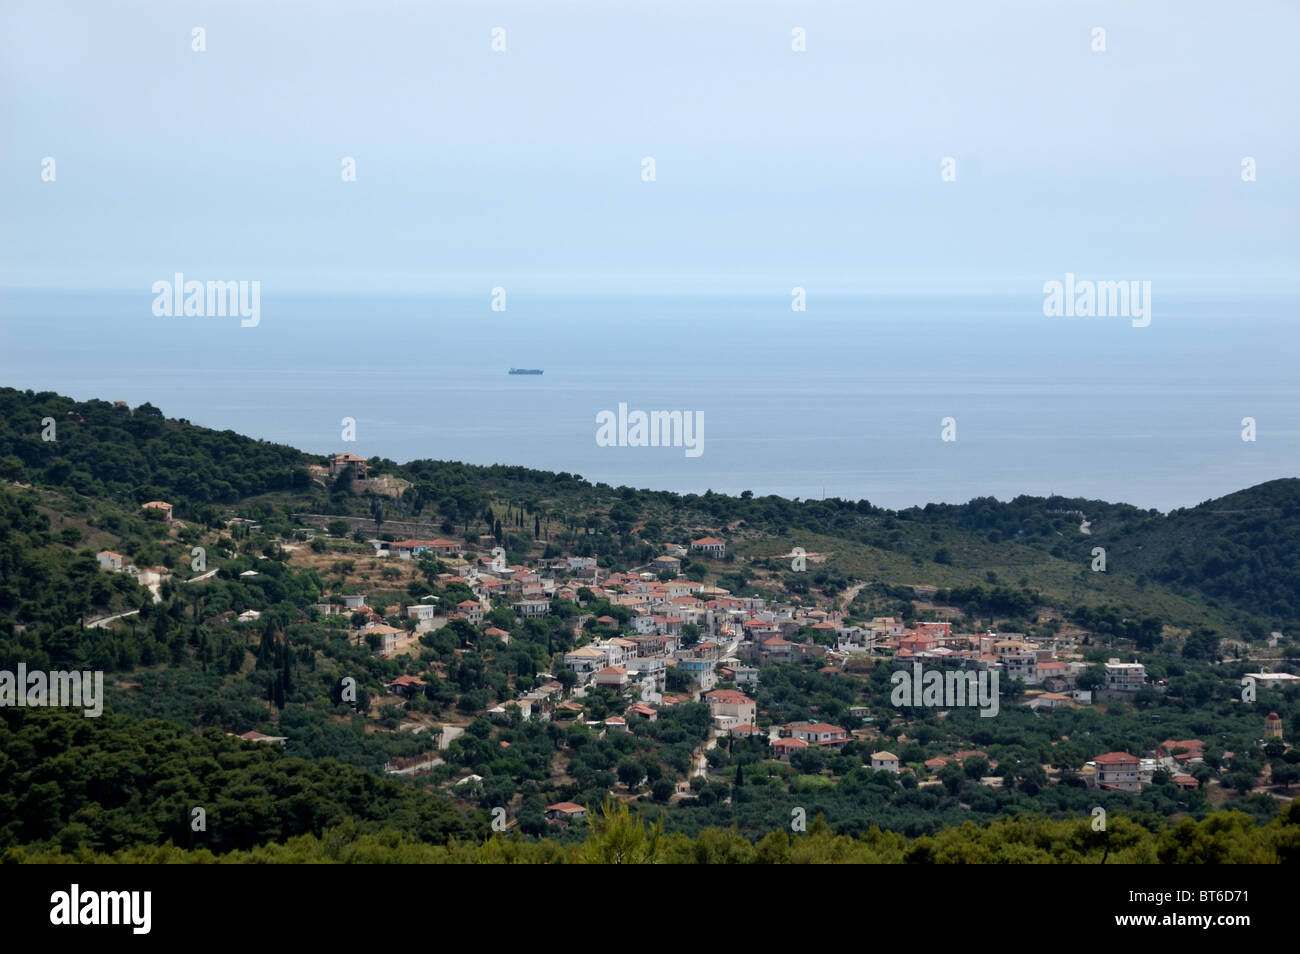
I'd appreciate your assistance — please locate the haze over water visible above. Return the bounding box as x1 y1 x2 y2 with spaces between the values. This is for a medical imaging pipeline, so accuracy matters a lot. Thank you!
2 289 1295 512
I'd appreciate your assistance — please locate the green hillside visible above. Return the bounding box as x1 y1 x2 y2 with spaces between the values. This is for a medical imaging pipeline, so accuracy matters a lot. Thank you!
1 386 1297 863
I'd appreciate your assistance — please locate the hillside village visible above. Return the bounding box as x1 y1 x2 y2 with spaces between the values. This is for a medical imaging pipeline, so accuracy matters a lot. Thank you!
3 386 1297 858
88 471 1297 825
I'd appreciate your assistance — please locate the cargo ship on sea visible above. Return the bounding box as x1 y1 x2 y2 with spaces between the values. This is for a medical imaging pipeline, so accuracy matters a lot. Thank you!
508 368 544 375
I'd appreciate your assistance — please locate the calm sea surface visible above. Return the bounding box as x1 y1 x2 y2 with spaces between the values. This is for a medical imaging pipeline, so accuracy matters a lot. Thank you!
1 290 1296 511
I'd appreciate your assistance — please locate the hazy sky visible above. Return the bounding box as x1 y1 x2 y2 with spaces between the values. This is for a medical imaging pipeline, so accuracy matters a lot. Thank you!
2 0 1297 293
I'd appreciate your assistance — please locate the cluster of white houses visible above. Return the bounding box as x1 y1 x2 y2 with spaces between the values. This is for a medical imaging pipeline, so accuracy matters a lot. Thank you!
290 533 1168 728
559 612 1153 716
92 511 1296 797
878 621 1159 709
96 550 170 604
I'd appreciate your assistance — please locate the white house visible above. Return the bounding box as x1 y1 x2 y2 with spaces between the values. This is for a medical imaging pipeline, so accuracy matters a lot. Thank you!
1104 659 1146 693
1092 751 1142 791
871 751 900 774
625 655 666 691
690 536 726 557
564 645 611 674
703 689 756 729
789 722 849 749
512 596 550 619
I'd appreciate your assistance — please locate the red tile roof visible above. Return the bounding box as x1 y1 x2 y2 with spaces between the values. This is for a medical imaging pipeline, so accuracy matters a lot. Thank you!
705 689 754 705
388 674 426 687
794 722 845 735
1094 751 1139 764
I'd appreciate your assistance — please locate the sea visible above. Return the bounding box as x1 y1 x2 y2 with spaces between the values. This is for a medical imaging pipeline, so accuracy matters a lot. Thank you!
1 289 1296 512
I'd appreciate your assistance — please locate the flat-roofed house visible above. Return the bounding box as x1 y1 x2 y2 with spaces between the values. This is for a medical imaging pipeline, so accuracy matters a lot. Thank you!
1104 659 1146 693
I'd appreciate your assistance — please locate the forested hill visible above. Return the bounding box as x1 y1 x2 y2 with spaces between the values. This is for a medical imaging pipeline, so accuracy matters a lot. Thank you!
1092 479 1300 631
0 388 312 505
0 386 1296 629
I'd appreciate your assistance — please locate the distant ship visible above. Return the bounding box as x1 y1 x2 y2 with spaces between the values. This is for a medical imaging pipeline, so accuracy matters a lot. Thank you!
508 368 544 375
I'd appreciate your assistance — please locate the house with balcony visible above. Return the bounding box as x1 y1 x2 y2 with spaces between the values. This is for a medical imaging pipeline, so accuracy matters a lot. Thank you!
625 655 666 691
788 721 850 749
328 452 368 479
1003 650 1038 684
563 645 611 675
759 636 797 664
1092 751 1142 791
512 596 550 619
720 664 759 688
653 615 684 637
454 599 484 624
606 637 638 666
673 655 717 689
836 626 874 654
704 688 756 729
651 555 681 574
1104 659 1146 693
593 666 631 692
1036 659 1070 689
690 536 726 557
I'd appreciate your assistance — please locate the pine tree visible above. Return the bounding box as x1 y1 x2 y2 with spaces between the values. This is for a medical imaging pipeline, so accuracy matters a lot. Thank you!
280 641 293 695
256 626 276 669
